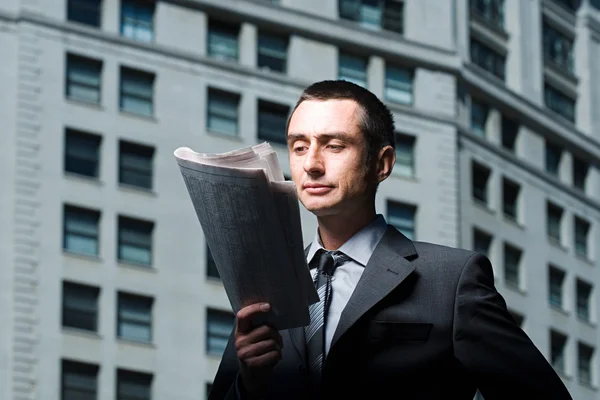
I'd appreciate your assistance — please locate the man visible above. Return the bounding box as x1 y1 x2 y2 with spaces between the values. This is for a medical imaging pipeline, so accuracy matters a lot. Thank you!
209 80 572 399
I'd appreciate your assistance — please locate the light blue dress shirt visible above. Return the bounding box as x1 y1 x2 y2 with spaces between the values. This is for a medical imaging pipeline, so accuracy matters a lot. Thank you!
306 214 388 355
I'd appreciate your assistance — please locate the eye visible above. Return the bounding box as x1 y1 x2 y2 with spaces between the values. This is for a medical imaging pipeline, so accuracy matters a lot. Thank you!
293 145 307 153
327 144 344 150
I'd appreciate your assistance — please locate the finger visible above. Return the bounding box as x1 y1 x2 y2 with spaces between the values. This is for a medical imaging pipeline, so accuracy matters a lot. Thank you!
238 338 282 361
236 303 270 334
242 350 282 370
236 325 282 350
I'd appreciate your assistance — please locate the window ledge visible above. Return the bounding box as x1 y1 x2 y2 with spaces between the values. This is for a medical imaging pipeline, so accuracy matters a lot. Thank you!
548 238 568 252
504 283 527 296
206 351 226 359
118 183 157 197
390 173 418 183
117 338 155 349
65 98 104 111
64 172 103 185
554 369 572 381
550 304 570 316
579 382 598 391
503 215 524 230
472 199 495 215
117 261 155 272
206 130 244 142
62 327 102 340
119 110 157 123
468 63 506 85
575 254 594 266
469 14 509 41
576 316 596 327
63 250 102 263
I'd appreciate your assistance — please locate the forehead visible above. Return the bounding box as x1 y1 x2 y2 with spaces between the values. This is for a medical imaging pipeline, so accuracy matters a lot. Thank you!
287 99 362 136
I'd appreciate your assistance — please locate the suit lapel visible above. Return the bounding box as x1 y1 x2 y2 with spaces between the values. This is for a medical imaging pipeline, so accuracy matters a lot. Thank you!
287 244 313 366
331 225 417 348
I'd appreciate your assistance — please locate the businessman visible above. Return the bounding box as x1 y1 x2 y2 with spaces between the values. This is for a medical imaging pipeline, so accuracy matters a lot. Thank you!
209 80 572 399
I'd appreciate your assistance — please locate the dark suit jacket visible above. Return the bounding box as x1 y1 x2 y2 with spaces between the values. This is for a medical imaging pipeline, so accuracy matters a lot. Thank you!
209 225 572 399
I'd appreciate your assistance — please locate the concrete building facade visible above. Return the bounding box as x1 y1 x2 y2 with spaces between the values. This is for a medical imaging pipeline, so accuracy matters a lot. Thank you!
0 0 598 399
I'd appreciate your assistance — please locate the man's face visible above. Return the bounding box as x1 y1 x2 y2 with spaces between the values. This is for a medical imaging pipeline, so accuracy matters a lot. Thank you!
287 99 375 217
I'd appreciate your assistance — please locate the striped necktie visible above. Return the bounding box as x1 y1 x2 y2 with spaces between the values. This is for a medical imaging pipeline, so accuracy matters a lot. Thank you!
305 249 351 388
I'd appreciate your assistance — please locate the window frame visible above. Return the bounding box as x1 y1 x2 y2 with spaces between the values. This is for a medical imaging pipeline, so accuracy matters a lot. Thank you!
119 66 155 117
117 292 154 343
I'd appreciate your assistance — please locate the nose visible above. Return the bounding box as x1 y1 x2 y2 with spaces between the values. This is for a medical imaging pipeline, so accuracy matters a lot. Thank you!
303 145 324 177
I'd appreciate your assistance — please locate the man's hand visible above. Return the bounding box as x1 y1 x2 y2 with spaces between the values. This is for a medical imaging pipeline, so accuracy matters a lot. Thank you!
235 303 283 397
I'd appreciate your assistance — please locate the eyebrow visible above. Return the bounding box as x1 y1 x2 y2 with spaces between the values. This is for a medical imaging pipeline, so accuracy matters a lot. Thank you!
286 132 353 145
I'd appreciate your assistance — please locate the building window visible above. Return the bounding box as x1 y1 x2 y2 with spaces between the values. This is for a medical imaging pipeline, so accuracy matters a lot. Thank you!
547 202 563 245
207 308 235 356
207 88 239 136
338 53 367 88
117 292 153 342
118 216 153 266
544 84 575 123
120 0 154 42
207 244 220 279
394 133 415 177
576 279 592 321
503 243 521 287
470 38 505 80
574 217 590 258
473 228 492 257
545 141 562 177
67 0 102 27
385 65 413 105
469 0 504 29
501 116 518 152
257 31 288 73
119 140 154 190
120 67 154 117
338 0 404 34
502 178 520 221
573 157 588 192
548 266 565 309
66 54 102 104
62 281 100 332
117 369 153 400
64 129 101 178
387 201 416 240
471 161 490 205
578 343 594 386
62 360 99 400
63 205 100 256
257 100 289 145
543 22 574 75
208 20 239 62
550 330 568 374
471 99 488 137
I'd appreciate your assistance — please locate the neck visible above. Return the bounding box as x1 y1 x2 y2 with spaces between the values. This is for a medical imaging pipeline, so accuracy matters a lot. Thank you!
316 202 377 250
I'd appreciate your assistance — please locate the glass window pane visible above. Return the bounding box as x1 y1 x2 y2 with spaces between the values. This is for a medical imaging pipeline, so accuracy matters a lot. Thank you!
387 202 415 240
385 66 413 104
339 53 367 87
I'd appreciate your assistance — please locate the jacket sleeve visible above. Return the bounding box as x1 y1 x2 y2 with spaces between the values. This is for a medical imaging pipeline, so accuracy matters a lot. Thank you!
453 253 573 399
208 329 242 400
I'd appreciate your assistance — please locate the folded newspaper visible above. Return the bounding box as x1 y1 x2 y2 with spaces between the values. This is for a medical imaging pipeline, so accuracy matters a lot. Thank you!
174 143 319 330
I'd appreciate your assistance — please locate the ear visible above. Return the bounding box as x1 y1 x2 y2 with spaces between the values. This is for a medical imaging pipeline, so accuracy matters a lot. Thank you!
375 145 395 184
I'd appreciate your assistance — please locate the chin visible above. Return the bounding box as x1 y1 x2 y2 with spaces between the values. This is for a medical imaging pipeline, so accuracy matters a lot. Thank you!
301 201 339 217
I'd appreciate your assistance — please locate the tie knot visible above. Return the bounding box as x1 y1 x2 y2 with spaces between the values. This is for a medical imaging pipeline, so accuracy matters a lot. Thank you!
314 250 350 276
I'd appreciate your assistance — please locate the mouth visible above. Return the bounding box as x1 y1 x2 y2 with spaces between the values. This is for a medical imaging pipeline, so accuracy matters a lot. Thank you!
303 184 333 195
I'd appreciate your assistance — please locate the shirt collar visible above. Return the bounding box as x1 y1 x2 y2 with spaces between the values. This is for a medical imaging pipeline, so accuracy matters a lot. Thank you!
306 214 388 268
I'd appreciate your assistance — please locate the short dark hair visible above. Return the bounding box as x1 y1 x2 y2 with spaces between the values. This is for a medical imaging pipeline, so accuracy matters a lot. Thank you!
288 80 395 167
